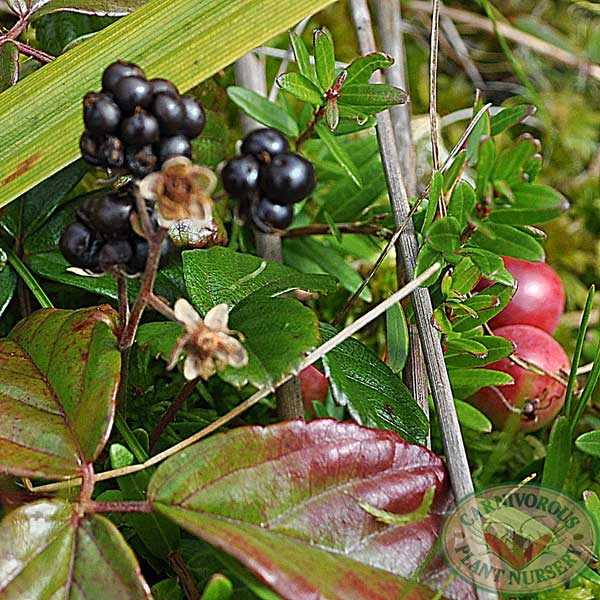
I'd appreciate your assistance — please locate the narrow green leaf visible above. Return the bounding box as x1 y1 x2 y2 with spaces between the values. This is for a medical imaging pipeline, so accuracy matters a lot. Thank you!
455 400 492 433
0 0 337 208
421 171 443 233
541 417 571 491
339 83 407 113
2 243 53 308
32 0 144 18
386 303 409 374
444 335 514 368
414 244 444 287
425 216 462 252
452 282 516 332
343 52 394 87
289 31 317 85
443 150 467 192
470 222 545 262
227 87 299 138
475 138 496 200
0 41 19 92
443 335 488 358
0 263 16 319
200 575 234 600
447 182 476 229
493 135 540 184
449 368 514 398
326 99 339 130
490 105 535 136
448 256 479 295
276 72 324 105
313 28 335 90
575 431 600 458
465 108 491 165
315 121 362 188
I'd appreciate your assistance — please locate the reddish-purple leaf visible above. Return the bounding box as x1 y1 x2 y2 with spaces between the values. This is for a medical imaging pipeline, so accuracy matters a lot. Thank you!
0 499 152 598
149 420 474 600
0 306 120 479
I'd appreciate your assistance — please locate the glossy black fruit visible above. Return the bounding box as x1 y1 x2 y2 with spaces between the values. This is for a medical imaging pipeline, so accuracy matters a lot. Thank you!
126 236 171 274
83 92 121 135
178 96 205 138
60 222 101 269
241 128 289 160
125 145 157 178
113 76 153 113
99 135 125 169
153 93 185 135
120 110 160 146
221 155 260 199
253 197 294 230
80 131 103 166
259 153 316 204
102 61 145 94
149 78 179 97
98 240 133 271
157 135 192 163
76 192 133 239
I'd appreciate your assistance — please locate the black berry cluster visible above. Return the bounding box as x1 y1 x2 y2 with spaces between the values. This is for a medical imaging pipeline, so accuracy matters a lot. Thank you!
59 187 170 275
221 128 316 231
80 61 206 178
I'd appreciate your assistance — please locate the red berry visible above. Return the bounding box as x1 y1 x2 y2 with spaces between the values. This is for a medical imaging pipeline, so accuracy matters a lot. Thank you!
468 324 570 432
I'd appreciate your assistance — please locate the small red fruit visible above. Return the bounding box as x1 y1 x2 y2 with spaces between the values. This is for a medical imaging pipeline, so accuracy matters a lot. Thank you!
299 365 329 415
468 324 569 432
475 256 565 334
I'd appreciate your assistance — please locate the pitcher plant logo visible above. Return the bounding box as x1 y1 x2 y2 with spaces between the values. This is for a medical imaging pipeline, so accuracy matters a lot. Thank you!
441 484 597 595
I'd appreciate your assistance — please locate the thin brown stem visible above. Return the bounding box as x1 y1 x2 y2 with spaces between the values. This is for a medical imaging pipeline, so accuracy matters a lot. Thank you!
83 500 152 514
169 550 201 600
149 377 200 451
429 0 441 174
295 105 326 151
281 223 392 239
116 273 129 337
147 293 177 320
13 41 53 64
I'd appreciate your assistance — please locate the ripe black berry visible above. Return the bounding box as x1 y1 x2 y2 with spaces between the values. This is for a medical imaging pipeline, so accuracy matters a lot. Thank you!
83 92 121 136
120 110 160 146
113 76 153 114
60 222 101 270
157 135 192 163
253 197 294 230
241 128 289 160
125 145 157 178
150 78 179 97
99 135 125 169
221 155 260 199
80 132 103 167
178 96 205 138
76 191 133 239
126 236 171 274
259 153 316 204
98 240 133 271
153 93 185 136
102 61 145 94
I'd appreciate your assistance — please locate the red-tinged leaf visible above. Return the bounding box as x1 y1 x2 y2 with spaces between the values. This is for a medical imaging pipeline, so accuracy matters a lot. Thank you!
7 0 142 17
0 305 120 479
149 420 474 600
0 499 152 599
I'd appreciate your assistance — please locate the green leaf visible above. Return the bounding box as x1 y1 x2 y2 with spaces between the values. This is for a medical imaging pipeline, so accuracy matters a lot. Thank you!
315 122 362 188
425 216 462 252
455 400 492 432
448 256 479 295
447 182 476 229
443 150 467 192
490 105 535 136
201 575 234 600
386 303 409 374
325 100 339 131
421 171 443 233
31 0 144 18
464 248 505 281
444 335 514 368
414 244 444 287
0 263 17 319
470 222 545 262
452 282 516 332
289 31 317 86
149 420 462 600
276 72 324 105
0 499 151 599
465 109 490 165
183 247 337 315
489 183 569 225
449 368 513 398
541 416 571 491
338 83 407 113
575 431 600 458
153 579 184 600
313 28 335 90
443 335 488 358
321 323 428 444
0 306 120 479
0 0 337 209
475 138 496 200
342 52 394 87
227 87 299 138
493 134 540 184
0 41 18 92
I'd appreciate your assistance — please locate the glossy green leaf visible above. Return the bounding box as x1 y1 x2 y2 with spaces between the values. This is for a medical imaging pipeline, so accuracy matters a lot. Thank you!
448 257 479 295
313 28 335 90
452 282 516 332
183 247 336 315
414 244 444 287
338 83 407 113
470 222 545 262
421 171 443 233
289 31 317 86
276 72 324 105
465 108 490 165
0 262 17 319
342 52 394 87
444 335 514 368
0 0 336 208
321 324 427 444
455 400 492 433
443 150 467 192
493 135 539 184
443 335 488 358
447 182 476 229
575 431 600 458
201 574 234 600
449 368 513 398
475 138 495 200
18 0 143 18
386 303 409 374
490 104 535 135
0 305 120 479
149 420 469 600
425 216 462 252
0 42 19 92
152 579 184 600
464 248 505 282
227 87 299 138
315 122 362 187
0 499 151 598
541 416 571 491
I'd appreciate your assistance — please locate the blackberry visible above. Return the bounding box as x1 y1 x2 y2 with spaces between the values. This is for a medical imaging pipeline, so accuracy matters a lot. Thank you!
102 61 145 94
178 96 205 138
120 110 160 146
125 145 157 178
98 240 133 271
99 135 125 169
241 128 289 160
59 222 102 270
153 93 185 136
157 135 192 164
83 92 121 136
76 191 133 239
113 76 153 114
150 78 179 97
80 132 103 167
259 153 316 204
126 236 171 274
221 155 260 199
253 197 294 231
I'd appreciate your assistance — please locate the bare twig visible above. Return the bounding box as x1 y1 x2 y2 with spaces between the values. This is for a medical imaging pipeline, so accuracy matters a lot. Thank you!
281 223 392 239
429 0 441 174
